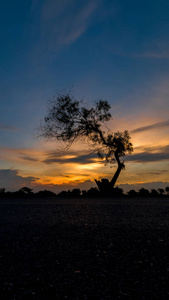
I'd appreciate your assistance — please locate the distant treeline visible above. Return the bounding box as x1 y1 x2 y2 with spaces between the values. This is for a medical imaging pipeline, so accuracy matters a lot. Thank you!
0 186 169 198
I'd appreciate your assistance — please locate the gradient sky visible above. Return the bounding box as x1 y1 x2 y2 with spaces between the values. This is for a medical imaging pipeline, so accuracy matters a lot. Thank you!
0 0 169 192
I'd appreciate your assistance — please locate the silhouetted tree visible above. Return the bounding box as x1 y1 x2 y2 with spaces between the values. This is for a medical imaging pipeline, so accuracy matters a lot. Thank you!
111 187 124 197
57 190 70 197
150 189 159 197
127 189 138 197
158 188 165 196
36 190 56 197
138 188 150 197
0 188 6 198
71 188 81 197
40 92 133 195
19 187 33 195
165 186 169 195
83 187 100 197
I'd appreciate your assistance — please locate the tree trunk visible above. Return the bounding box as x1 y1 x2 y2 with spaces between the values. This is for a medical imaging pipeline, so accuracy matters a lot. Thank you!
110 162 123 187
95 152 124 195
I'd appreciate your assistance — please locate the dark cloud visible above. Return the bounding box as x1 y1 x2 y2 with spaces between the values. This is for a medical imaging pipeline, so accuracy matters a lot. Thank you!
0 122 18 131
43 152 98 164
126 152 169 162
20 156 39 162
0 169 95 193
138 170 168 176
0 169 39 191
131 120 169 134
126 145 169 163
61 173 90 178
44 145 169 165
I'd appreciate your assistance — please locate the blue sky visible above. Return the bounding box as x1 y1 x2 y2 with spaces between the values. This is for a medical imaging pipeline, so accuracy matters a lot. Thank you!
0 0 169 192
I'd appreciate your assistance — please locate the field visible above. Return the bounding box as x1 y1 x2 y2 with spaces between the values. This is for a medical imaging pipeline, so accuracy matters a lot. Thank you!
1 197 169 299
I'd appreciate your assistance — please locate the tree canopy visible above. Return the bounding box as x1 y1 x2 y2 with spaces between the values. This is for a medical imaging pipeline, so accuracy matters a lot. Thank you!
40 92 133 160
40 92 133 193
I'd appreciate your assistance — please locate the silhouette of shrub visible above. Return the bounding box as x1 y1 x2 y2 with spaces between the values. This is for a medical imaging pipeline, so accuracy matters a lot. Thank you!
165 187 169 195
150 189 159 197
70 188 81 197
158 188 165 195
19 187 33 195
57 190 70 197
86 187 100 197
138 188 150 197
127 189 138 197
13 190 28 198
36 190 56 197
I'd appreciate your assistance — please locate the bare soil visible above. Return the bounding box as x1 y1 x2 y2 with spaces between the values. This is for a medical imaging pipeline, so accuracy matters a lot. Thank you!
1 197 169 299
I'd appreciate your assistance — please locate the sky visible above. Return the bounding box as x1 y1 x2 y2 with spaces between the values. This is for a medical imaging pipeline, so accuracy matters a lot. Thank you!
0 0 169 193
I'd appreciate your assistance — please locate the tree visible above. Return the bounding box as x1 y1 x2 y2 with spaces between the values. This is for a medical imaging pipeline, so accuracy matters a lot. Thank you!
40 92 133 195
19 187 33 195
158 188 165 196
138 188 150 197
0 188 5 193
36 190 56 197
150 189 159 197
165 186 169 195
71 188 81 197
82 187 100 197
127 189 138 197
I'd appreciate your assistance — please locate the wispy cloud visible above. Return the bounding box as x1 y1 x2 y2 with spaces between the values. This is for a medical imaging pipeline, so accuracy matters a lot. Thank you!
0 147 44 165
131 51 169 59
20 155 40 162
40 0 98 49
0 122 18 131
43 151 98 164
132 38 169 60
131 120 169 134
126 145 169 163
127 152 169 163
138 170 168 176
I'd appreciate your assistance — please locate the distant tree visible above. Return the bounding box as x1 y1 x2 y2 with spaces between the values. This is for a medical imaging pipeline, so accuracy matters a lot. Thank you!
165 186 169 195
19 187 33 195
82 190 87 197
40 92 133 195
85 187 100 197
150 189 159 197
0 188 6 198
57 190 70 197
127 189 138 197
158 188 165 196
70 188 81 197
112 187 124 197
138 188 150 197
36 190 56 197
57 188 81 197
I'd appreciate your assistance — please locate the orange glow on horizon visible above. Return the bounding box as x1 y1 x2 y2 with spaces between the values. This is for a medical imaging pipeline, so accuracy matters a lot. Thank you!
1 116 169 189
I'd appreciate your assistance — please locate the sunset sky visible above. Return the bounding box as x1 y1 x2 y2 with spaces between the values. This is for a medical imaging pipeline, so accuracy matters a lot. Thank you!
0 0 169 193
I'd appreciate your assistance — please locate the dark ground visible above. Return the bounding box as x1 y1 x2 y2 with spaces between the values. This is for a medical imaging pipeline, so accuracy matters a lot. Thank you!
1 197 169 300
